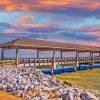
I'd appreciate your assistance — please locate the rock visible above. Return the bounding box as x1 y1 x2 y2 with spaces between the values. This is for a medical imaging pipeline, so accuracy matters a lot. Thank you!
6 86 13 92
61 93 73 100
80 93 96 100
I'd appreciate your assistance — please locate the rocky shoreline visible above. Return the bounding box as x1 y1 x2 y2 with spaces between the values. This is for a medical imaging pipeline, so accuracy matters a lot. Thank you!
0 67 99 100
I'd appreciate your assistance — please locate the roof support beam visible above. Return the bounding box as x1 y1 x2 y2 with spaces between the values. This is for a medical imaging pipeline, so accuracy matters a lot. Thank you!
15 48 19 67
1 49 4 60
60 51 63 58
90 52 94 70
37 50 39 58
75 50 79 71
99 52 100 57
51 49 56 75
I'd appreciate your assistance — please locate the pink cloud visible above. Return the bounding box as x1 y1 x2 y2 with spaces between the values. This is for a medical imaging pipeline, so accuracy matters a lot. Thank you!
72 39 100 47
3 29 31 36
77 25 100 31
88 31 100 36
76 25 100 37
18 16 34 22
12 22 59 29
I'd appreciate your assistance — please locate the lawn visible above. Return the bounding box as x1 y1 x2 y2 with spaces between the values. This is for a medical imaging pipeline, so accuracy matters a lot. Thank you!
55 68 100 96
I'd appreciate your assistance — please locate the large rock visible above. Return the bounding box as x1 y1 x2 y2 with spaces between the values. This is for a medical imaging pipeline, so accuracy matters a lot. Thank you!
80 93 97 100
61 93 73 100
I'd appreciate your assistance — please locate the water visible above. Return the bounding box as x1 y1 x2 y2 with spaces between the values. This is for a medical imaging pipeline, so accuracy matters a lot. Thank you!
42 64 100 75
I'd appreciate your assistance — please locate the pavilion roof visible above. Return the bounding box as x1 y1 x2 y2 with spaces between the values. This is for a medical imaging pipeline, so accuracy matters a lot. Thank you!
0 38 100 52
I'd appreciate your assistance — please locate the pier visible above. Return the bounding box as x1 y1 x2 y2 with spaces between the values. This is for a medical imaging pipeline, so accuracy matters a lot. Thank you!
0 38 100 74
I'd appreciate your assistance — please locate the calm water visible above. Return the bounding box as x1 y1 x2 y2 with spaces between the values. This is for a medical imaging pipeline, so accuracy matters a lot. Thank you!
42 64 100 75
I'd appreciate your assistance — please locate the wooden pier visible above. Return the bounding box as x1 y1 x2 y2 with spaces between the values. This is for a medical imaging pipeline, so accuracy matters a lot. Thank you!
0 38 100 74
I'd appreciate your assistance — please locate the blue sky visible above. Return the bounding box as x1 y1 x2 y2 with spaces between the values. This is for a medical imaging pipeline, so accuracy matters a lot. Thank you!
0 0 100 57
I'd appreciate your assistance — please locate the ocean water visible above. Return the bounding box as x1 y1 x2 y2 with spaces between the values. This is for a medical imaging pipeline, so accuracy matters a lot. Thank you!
42 64 100 75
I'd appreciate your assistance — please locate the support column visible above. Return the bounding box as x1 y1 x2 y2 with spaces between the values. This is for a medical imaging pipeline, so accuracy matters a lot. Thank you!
75 50 79 71
1 49 4 60
37 50 39 58
90 52 94 70
60 51 63 58
15 48 19 67
61 51 64 73
51 49 56 75
99 52 100 57
99 52 100 62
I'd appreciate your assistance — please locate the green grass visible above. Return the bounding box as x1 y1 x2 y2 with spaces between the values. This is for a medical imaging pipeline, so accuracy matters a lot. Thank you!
55 68 100 96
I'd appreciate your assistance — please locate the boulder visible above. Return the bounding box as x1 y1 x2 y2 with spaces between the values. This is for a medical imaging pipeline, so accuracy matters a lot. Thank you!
61 93 73 100
80 93 96 100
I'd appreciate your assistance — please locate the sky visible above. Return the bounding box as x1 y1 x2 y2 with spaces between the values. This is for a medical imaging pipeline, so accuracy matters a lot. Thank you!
0 0 100 57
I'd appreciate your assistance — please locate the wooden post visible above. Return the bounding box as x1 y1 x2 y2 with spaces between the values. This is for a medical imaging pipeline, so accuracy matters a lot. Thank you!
90 52 93 70
60 51 63 58
29 58 31 66
15 48 19 67
99 52 100 57
23 58 25 66
51 49 56 75
1 49 4 60
61 51 64 72
99 52 100 62
37 50 39 58
75 50 79 71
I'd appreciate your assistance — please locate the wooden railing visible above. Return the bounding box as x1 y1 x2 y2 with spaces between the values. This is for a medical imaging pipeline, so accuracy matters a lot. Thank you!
19 57 100 66
0 57 100 67
0 59 15 67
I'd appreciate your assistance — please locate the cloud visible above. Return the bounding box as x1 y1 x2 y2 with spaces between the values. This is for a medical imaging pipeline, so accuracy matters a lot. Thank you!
3 29 31 37
0 21 99 41
88 31 100 36
18 16 34 22
11 22 60 33
0 22 60 38
74 40 100 47
0 0 100 18
59 31 98 41
17 22 59 29
75 25 100 36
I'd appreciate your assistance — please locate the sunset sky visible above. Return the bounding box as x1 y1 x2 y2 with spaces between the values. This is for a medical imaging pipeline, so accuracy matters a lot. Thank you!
0 0 100 57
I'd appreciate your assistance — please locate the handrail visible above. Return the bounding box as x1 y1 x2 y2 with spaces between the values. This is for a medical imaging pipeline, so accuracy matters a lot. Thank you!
0 56 100 67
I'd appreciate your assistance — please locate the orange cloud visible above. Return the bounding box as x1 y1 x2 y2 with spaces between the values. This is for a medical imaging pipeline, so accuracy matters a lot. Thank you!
19 16 34 22
0 0 12 5
5 5 15 11
0 0 100 12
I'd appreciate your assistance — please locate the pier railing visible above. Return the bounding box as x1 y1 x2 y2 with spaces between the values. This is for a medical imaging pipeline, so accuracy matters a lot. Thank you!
19 57 100 67
0 57 100 67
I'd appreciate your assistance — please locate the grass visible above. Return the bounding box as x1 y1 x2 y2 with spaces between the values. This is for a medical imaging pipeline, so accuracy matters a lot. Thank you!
55 68 100 96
